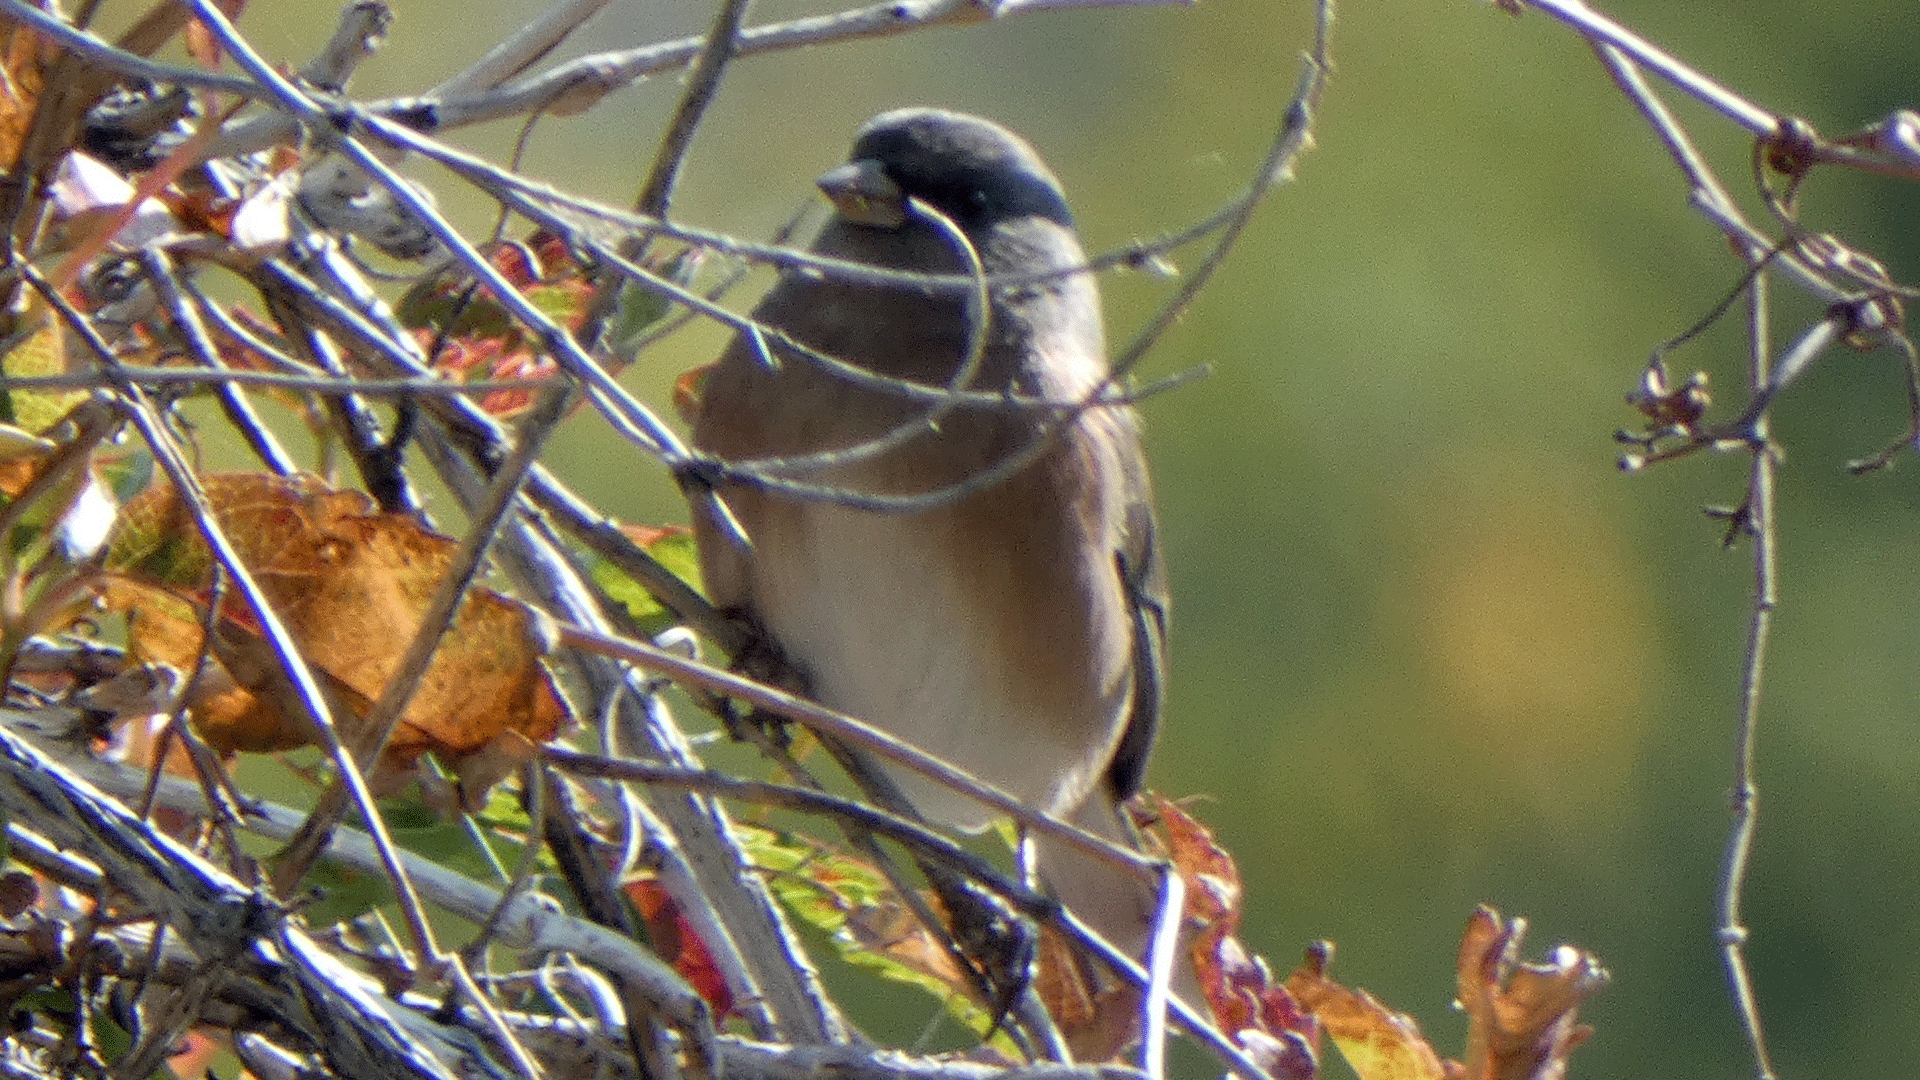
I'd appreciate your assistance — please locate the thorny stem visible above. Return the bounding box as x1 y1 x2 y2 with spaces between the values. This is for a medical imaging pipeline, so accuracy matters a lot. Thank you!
1547 5 1920 1077
1719 245 1779 1080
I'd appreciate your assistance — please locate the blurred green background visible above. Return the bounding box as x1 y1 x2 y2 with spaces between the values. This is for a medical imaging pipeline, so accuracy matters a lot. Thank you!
192 0 1920 1076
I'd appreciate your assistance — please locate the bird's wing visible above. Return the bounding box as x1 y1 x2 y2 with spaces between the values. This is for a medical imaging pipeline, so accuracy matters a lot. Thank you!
1104 426 1168 803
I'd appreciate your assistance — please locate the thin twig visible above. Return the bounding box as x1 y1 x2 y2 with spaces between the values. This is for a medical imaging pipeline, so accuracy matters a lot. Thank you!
690 197 995 482
1717 226 1780 1080
555 617 1155 878
139 250 299 476
546 746 1259 1078
601 682 785 1040
462 759 549 969
573 0 753 350
300 0 392 93
636 0 750 220
444 955 544 1080
0 365 559 396
196 0 1192 160
410 407 823 1055
548 748 1051 920
0 703 713 1032
0 0 266 98
0 722 493 1080
327 134 692 465
1135 870 1183 1080
378 107 1304 305
1110 0 1328 382
427 0 613 100
1518 0 1777 135
1539 8 1920 1077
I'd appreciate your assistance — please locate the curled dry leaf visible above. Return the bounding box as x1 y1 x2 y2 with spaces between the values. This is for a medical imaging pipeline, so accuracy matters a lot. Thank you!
1153 796 1321 1079
1455 905 1609 1080
1286 943 1445 1080
1151 797 1609 1080
93 472 566 785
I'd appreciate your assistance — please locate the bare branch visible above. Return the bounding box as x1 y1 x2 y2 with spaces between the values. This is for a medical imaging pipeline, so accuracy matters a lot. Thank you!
427 0 614 100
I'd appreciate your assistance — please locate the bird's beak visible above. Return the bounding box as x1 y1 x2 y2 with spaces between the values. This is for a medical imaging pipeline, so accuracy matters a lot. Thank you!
817 158 906 229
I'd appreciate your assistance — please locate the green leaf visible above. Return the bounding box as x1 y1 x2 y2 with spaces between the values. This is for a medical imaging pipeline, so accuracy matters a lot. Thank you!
396 280 513 339
603 247 702 365
743 826 1008 1046
99 451 154 504
591 526 703 633
0 306 86 434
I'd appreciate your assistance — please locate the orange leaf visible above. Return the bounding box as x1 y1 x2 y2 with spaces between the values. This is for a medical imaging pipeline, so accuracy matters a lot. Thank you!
673 363 713 428
0 13 45 173
1287 943 1446 1080
94 578 342 753
97 473 567 783
628 879 736 1020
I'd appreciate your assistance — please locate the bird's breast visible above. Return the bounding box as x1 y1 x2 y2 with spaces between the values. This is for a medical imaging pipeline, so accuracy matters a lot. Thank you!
744 464 1133 833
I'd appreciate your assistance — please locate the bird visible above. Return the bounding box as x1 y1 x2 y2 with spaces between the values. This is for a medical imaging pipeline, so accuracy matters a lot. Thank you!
689 108 1172 994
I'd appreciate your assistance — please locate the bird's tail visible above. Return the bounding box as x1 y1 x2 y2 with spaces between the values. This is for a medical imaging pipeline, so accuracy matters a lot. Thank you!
1033 796 1206 1018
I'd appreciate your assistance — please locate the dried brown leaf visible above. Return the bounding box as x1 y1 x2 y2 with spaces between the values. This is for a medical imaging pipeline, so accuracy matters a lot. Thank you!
1287 943 1446 1080
1152 797 1319 1078
0 14 47 174
97 473 566 776
1454 906 1609 1080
